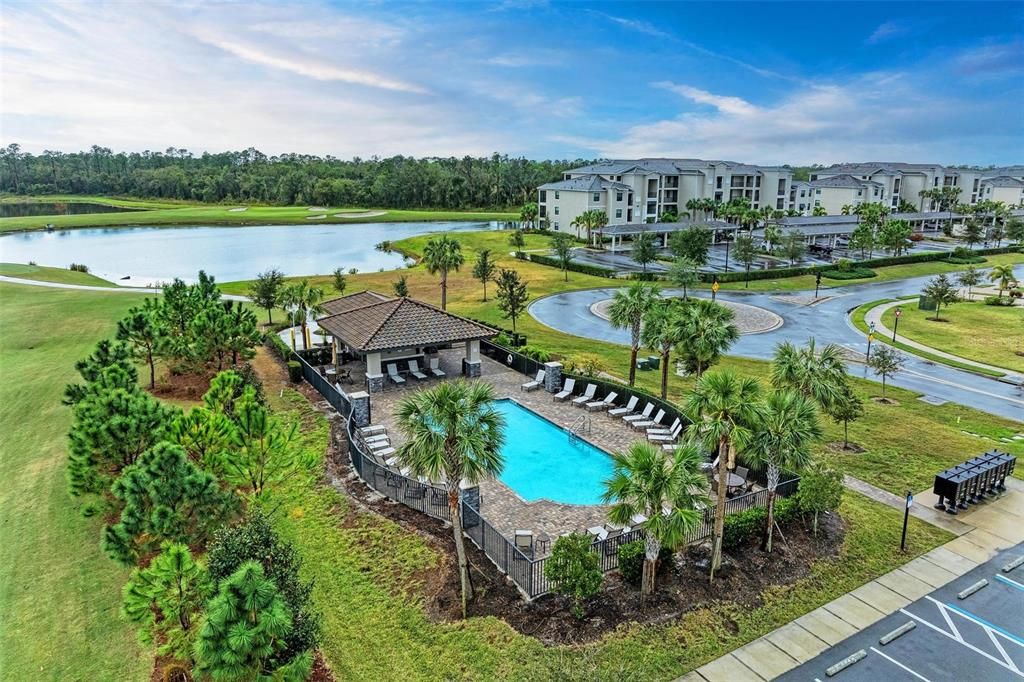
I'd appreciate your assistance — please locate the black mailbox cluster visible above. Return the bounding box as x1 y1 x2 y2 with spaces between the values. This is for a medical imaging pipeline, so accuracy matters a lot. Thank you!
933 450 1016 515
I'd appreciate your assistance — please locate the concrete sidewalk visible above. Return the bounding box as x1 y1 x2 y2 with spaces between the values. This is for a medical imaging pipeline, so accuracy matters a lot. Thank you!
863 298 1024 383
679 477 1024 682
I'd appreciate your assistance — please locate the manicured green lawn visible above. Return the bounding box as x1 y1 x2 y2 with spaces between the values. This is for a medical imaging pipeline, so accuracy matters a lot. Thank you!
0 262 117 287
0 283 152 680
0 195 517 233
259 360 952 680
881 301 1024 373
0 194 198 210
713 251 1024 292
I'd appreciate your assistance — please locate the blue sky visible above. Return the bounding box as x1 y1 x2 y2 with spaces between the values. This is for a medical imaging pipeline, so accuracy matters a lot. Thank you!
2 1 1021 164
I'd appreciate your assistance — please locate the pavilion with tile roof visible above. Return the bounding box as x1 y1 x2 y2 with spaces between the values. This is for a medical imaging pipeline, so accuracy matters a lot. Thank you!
316 290 497 392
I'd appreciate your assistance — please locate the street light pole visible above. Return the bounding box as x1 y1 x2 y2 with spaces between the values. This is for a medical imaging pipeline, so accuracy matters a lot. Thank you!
866 321 876 361
892 307 903 343
724 238 730 272
900 491 913 552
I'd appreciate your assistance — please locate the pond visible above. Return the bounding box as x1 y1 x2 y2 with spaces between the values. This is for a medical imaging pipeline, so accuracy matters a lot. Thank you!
0 202 143 218
0 222 496 285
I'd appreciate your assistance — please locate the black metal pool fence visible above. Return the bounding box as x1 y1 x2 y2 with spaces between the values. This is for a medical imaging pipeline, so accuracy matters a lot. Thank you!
292 348 798 600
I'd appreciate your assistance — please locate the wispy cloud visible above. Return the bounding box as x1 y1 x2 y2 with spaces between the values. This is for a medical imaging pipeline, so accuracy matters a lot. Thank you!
954 40 1024 77
866 20 910 45
588 10 672 39
653 82 758 117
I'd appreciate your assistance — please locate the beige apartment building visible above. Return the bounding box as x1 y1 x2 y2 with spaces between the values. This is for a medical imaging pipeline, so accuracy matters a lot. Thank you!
537 158 794 236
790 174 886 214
811 163 1024 212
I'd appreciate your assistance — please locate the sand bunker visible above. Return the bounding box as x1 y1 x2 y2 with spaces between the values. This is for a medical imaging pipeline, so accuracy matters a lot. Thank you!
227 207 248 212
332 210 387 219
306 214 326 220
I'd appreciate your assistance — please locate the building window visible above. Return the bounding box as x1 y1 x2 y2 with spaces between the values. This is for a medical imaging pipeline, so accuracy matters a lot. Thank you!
616 191 623 201
593 192 601 202
554 222 559 230
776 198 784 209
615 208 622 218
716 177 723 189
755 176 762 188
814 200 821 207
539 205 546 217
754 190 760 202
777 179 786 194
539 190 546 202
554 191 559 199
554 206 559 215
800 190 806 197
857 190 863 196
815 189 821 195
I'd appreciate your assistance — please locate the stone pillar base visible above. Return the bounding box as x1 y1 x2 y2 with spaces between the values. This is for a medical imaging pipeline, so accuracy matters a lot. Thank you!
543 361 563 393
463 359 482 377
349 391 371 428
366 373 385 393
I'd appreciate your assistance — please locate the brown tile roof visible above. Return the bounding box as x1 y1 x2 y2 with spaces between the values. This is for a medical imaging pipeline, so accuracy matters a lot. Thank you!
317 296 497 352
321 290 394 316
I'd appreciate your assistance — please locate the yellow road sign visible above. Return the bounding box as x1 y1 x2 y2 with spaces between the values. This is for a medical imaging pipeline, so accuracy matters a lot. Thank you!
711 282 720 293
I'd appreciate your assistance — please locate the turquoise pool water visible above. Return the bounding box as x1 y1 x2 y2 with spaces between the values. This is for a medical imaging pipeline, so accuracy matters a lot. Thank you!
495 399 612 505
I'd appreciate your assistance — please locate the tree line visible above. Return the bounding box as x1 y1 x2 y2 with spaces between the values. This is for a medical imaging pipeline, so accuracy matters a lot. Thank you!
0 143 585 209
64 274 319 680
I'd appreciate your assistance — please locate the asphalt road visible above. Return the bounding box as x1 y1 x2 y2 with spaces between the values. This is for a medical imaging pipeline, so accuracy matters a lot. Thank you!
527 265 1024 421
776 542 1024 682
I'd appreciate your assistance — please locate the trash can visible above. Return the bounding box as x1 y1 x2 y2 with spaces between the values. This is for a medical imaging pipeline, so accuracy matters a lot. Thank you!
647 355 660 370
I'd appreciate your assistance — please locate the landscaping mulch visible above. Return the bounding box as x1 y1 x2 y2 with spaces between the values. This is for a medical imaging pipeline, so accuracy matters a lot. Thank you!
150 369 213 402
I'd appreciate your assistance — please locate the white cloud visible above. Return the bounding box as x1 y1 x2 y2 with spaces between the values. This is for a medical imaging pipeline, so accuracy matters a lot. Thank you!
576 75 1013 165
866 20 909 44
588 11 671 39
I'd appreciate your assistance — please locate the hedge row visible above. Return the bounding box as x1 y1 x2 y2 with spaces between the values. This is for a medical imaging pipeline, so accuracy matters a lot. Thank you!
264 331 293 361
822 268 876 280
722 497 799 551
520 253 618 278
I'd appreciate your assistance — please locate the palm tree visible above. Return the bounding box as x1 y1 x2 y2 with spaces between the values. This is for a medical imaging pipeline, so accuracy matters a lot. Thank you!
770 339 848 412
603 442 709 598
685 198 701 221
685 371 762 581
280 280 325 350
519 202 538 230
422 235 465 310
607 281 660 386
746 390 822 553
395 381 505 618
641 300 685 399
675 299 740 379
988 264 1018 298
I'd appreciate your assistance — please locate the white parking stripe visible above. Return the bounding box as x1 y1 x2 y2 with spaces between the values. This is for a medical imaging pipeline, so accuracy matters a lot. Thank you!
870 646 932 682
899 608 1024 678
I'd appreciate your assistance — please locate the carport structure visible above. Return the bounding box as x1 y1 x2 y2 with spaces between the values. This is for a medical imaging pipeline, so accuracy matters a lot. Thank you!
593 219 733 252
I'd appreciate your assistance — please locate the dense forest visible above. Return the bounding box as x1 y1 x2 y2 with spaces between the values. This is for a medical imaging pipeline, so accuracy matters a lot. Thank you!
0 144 587 209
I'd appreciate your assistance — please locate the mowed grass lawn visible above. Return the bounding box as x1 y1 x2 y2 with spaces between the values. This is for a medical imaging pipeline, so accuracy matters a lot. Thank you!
0 195 517 233
0 283 152 680
882 301 1024 373
223 230 1024 495
255 350 953 680
0 262 118 287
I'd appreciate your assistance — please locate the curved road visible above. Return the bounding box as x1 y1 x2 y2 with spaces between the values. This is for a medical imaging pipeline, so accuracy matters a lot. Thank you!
529 266 1024 421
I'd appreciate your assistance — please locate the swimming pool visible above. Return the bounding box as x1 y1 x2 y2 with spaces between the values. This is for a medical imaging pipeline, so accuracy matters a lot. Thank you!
494 399 613 506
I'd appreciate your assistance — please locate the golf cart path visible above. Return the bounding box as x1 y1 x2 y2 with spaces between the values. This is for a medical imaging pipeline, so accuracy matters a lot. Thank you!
864 298 1024 382
0 275 249 301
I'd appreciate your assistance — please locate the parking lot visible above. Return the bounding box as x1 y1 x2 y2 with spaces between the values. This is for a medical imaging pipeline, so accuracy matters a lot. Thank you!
777 542 1024 682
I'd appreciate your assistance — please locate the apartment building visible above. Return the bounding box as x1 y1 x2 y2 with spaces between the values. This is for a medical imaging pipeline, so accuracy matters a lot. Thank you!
790 174 886 214
537 158 793 236
811 163 1024 211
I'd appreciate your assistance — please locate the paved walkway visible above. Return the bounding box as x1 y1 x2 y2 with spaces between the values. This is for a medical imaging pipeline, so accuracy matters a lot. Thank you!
0 275 249 301
864 298 1024 383
678 476 1024 682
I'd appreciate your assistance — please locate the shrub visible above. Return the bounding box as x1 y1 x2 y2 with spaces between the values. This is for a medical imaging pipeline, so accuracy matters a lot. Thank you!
567 353 604 377
544 532 603 619
796 465 844 535
522 252 617 278
264 332 293 361
520 345 552 363
984 296 1015 306
286 360 302 382
723 498 799 550
822 268 876 280
1011 289 1023 299
69 262 89 272
617 540 672 585
835 258 853 272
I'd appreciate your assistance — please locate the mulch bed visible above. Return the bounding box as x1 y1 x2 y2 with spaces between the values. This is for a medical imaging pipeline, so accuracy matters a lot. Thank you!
149 370 213 402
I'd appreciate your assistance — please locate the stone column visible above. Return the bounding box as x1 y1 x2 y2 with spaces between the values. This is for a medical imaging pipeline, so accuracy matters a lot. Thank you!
349 391 371 428
365 352 384 393
543 361 562 393
463 339 481 377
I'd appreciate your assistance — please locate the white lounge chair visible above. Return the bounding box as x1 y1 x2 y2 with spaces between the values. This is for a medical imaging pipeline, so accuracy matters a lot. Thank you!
586 391 618 412
553 377 576 401
622 402 654 423
648 423 683 443
408 359 428 381
359 425 386 437
428 357 445 377
375 447 396 459
386 363 405 385
608 395 638 417
521 369 545 392
362 433 390 445
662 443 678 452
571 383 597 407
367 439 393 451
647 418 681 437
631 408 665 431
